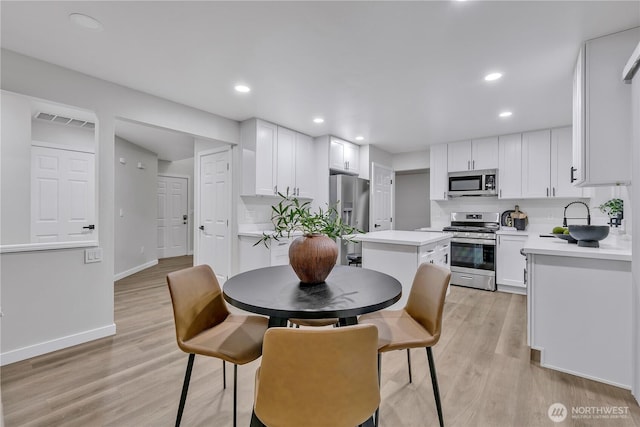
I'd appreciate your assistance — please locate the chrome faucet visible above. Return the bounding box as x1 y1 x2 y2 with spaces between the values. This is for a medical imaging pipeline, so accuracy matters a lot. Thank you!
563 201 591 227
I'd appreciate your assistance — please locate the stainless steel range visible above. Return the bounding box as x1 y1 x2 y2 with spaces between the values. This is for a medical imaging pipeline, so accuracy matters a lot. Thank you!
443 212 499 291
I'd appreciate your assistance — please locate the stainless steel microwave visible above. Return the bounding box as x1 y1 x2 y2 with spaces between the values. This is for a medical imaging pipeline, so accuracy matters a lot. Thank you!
448 169 498 197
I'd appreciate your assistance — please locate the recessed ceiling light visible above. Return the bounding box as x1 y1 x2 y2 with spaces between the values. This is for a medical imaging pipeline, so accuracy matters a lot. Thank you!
485 72 503 81
499 111 513 118
313 118 324 124
355 136 364 141
69 13 103 31
234 85 251 93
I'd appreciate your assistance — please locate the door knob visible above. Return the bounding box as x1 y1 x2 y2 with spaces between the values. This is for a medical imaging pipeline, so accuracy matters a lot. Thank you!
82 224 95 230
374 224 381 228
199 225 204 231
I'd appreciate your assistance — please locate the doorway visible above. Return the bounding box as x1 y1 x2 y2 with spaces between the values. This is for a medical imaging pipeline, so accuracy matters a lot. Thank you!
195 147 231 284
157 175 189 258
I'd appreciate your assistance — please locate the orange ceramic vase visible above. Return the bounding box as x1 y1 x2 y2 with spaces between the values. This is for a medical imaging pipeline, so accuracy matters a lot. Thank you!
288 233 338 284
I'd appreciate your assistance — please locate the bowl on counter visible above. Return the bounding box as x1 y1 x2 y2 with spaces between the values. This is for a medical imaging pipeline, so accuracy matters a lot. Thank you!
552 233 577 244
568 225 609 248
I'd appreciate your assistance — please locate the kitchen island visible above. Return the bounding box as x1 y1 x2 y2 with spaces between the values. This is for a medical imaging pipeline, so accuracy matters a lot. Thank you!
522 233 632 388
350 230 451 309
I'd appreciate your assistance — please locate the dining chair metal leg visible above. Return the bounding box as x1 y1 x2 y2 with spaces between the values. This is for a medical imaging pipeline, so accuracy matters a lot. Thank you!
250 410 266 427
407 349 413 383
426 347 444 427
361 415 376 427
223 360 226 389
176 353 195 427
233 364 238 427
375 353 381 426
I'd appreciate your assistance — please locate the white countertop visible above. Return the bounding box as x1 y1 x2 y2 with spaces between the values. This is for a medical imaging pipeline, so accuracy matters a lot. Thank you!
349 230 451 247
238 230 303 238
522 233 631 261
496 228 531 236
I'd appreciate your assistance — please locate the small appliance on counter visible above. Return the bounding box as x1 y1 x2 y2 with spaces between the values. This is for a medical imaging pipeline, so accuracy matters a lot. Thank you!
500 205 527 230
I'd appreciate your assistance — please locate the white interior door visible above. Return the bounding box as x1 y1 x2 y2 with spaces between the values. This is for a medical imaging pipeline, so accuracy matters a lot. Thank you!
157 175 188 258
371 163 394 231
197 149 230 284
31 145 95 243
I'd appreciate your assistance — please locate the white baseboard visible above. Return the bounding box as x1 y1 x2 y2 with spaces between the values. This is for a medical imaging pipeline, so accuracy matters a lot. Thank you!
114 259 158 281
0 323 116 366
497 284 527 295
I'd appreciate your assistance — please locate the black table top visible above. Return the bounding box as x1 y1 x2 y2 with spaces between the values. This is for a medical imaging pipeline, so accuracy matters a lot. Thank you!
223 265 402 320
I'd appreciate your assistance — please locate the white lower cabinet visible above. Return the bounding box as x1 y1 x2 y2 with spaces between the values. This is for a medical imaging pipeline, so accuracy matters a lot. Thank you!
237 235 292 273
496 233 527 294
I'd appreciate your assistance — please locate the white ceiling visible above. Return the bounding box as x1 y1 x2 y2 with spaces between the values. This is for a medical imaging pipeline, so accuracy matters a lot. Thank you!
2 1 639 156
115 119 195 161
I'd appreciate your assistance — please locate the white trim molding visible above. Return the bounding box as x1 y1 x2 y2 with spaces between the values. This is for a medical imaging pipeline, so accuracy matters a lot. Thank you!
0 323 116 366
114 259 158 281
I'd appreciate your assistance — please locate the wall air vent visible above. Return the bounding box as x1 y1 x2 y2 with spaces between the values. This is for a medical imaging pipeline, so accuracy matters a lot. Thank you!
34 112 95 129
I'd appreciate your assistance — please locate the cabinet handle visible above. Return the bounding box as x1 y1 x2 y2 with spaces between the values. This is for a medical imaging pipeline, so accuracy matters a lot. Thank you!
499 189 502 198
570 166 576 183
274 185 277 195
472 160 475 169
552 187 556 197
546 187 549 197
467 160 470 170
444 254 448 264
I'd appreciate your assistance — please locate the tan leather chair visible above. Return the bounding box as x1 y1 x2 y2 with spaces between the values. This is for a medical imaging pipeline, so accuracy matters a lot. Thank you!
359 263 451 427
251 325 380 427
167 265 269 427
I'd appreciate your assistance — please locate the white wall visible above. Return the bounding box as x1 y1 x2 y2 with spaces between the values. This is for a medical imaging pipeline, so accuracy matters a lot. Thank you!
0 49 239 365
395 171 430 230
158 158 195 254
392 150 429 172
114 137 158 278
32 120 94 151
1 92 32 245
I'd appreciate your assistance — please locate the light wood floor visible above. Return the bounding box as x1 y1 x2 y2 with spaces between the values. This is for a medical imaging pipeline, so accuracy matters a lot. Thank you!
2 256 640 426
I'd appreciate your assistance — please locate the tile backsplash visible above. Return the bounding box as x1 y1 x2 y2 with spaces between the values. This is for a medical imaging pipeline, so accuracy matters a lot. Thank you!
431 185 631 234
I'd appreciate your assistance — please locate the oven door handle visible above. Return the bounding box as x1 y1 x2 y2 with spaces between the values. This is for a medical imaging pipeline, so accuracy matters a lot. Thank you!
451 238 496 246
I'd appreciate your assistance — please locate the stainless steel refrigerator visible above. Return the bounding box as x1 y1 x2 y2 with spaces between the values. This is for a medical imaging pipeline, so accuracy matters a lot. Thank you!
329 174 369 265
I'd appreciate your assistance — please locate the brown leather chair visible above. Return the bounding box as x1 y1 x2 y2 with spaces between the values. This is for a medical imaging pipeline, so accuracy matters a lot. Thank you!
359 263 451 427
167 265 269 427
250 325 380 427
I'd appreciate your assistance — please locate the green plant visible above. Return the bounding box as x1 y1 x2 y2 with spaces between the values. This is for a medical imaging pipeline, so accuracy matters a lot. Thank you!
598 198 624 216
254 192 363 248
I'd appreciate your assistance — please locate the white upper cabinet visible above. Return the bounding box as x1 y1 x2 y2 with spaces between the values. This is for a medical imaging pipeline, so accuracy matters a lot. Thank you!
430 143 448 201
551 126 583 198
522 127 584 199
572 27 639 186
241 118 315 198
294 132 315 199
276 126 296 196
330 137 359 174
447 140 472 172
471 137 499 170
522 129 552 198
242 119 277 196
447 138 498 172
498 133 522 199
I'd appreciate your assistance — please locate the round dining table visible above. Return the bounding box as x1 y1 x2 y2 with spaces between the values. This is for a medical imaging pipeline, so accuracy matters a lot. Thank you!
223 265 402 327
